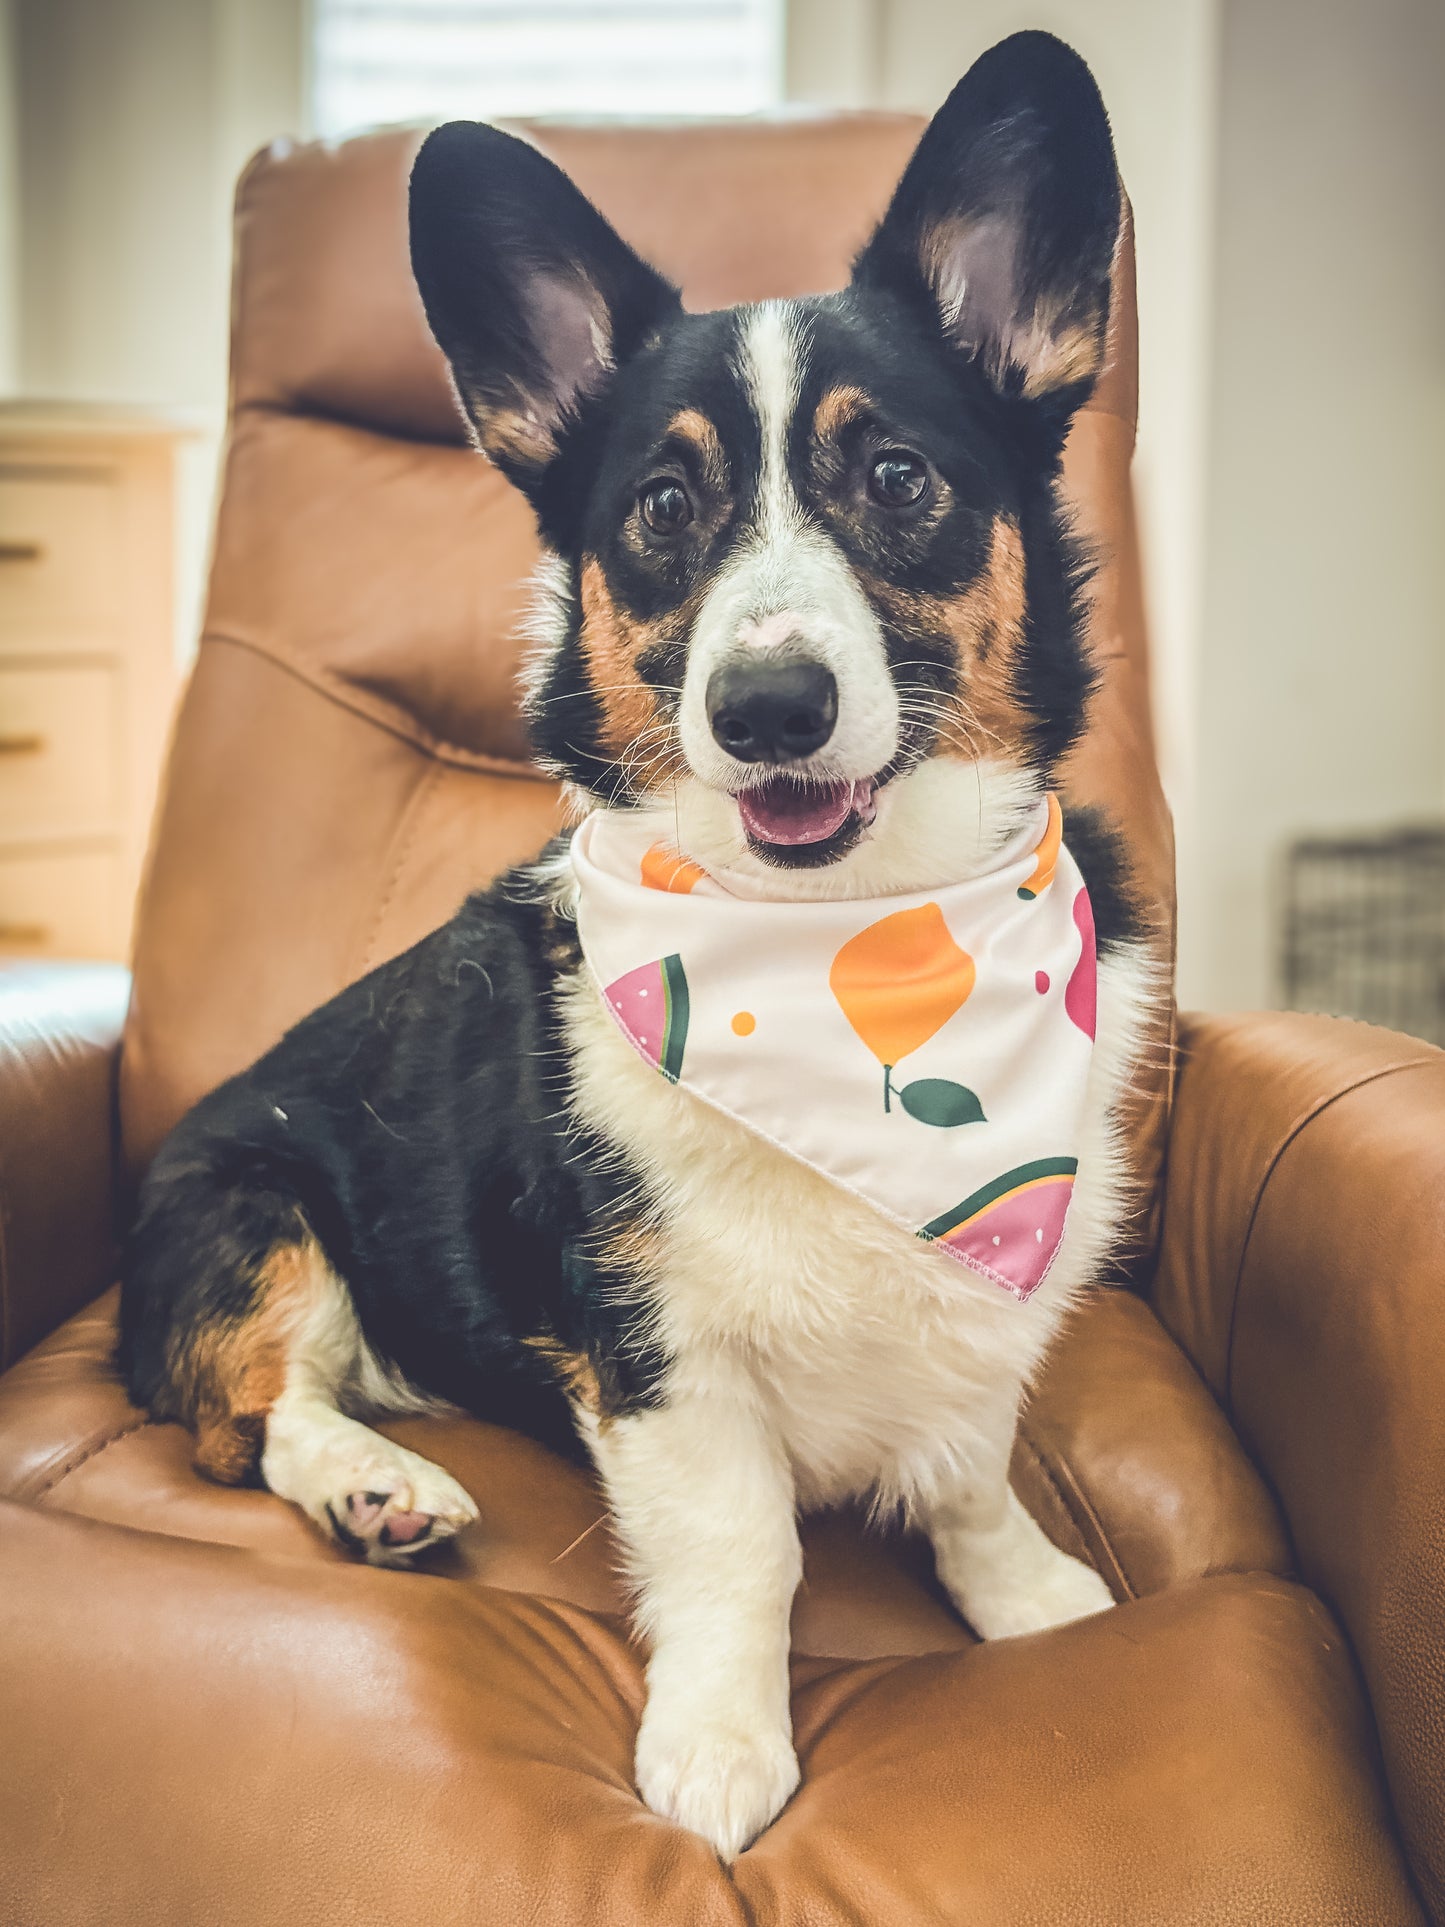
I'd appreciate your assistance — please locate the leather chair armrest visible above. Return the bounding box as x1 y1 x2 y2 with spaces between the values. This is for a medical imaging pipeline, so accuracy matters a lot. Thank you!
1152 1008 1445 1918
0 963 130 1371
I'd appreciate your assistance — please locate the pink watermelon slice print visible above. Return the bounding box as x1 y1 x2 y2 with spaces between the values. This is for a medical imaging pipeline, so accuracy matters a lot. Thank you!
920 1157 1078 1301
604 954 690 1083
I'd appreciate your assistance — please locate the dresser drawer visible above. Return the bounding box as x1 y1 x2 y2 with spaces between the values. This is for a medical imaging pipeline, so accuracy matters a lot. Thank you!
0 665 118 840
0 848 124 959
0 470 122 645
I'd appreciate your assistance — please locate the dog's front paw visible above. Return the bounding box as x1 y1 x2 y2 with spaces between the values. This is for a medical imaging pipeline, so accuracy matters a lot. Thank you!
933 1489 1115 1640
635 1696 799 1860
960 1540 1114 1639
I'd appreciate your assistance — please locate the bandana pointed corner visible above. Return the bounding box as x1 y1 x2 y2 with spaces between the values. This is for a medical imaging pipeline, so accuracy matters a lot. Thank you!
919 1157 1079 1300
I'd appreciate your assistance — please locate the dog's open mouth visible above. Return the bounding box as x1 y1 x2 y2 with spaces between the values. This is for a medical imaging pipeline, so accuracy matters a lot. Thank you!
737 776 879 859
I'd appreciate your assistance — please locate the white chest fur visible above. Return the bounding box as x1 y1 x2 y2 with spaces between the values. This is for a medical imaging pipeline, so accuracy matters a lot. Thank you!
562 937 1157 1518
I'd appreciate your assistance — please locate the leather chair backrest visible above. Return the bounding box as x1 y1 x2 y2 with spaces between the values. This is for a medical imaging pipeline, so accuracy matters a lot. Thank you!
120 115 1174 1222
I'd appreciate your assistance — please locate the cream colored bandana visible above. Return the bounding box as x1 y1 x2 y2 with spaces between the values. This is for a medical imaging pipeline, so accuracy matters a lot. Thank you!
570 795 1096 1302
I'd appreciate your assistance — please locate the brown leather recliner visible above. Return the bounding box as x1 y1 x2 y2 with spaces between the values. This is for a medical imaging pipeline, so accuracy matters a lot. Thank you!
0 118 1440 1926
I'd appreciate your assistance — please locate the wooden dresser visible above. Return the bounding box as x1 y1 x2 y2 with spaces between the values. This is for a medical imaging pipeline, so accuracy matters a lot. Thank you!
0 404 203 962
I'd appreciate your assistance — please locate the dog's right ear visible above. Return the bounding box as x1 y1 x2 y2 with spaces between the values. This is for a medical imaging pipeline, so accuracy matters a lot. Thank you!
853 32 1119 420
409 124 679 499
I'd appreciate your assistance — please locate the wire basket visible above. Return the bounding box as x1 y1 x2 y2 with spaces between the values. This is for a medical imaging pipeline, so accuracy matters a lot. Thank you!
1282 824 1445 1044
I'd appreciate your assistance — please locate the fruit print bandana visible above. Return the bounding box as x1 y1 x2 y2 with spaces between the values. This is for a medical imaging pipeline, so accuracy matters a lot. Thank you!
569 794 1096 1302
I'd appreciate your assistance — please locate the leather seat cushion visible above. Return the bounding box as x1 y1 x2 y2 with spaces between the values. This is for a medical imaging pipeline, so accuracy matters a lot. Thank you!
0 1498 1422 1924
0 1285 1292 1658
0 1287 1423 1919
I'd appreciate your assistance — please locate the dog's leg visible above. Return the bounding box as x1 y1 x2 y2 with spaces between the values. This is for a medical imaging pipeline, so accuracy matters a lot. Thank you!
923 1394 1114 1639
253 1241 479 1566
132 1195 479 1567
262 1398 478 1566
589 1360 802 1860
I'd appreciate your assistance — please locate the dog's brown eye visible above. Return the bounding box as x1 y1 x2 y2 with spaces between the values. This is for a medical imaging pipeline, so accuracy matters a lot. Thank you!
868 452 929 508
639 479 693 535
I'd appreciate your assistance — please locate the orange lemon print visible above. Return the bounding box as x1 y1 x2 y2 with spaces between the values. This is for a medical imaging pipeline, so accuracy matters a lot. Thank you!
829 904 982 1122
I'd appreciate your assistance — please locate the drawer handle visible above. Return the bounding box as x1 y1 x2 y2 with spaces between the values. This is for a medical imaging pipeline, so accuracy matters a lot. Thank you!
0 541 43 564
0 922 50 944
0 733 45 756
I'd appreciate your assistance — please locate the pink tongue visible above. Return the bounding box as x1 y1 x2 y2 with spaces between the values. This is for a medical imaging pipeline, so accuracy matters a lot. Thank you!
738 779 868 847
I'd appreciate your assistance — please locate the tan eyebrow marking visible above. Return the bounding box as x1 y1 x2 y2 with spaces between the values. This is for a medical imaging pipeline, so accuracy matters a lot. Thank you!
812 384 874 443
664 408 728 489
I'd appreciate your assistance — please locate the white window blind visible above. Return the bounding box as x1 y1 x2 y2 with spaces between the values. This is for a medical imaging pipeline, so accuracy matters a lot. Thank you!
310 0 786 139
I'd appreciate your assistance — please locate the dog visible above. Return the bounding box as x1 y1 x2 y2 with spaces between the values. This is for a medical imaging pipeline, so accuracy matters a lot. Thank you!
119 30 1162 1860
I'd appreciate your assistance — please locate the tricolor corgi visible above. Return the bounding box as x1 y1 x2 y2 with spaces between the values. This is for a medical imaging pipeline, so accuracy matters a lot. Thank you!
121 30 1161 1859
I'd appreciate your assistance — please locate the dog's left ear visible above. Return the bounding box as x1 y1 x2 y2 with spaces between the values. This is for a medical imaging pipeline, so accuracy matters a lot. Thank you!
410 122 680 498
854 31 1120 414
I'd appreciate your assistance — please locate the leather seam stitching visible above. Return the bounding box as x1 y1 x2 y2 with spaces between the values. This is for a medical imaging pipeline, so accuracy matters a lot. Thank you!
355 758 445 977
1223 1053 1441 1412
25 1411 153 1503
1017 1420 1137 1601
204 629 550 783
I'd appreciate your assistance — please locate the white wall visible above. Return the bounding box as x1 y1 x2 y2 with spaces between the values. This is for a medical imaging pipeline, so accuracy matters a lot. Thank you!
0 0 19 393
11 0 306 642
13 0 304 414
1189 0 1445 1008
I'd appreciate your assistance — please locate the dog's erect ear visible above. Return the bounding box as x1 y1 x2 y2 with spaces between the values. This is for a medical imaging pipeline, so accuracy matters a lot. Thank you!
854 32 1120 411
410 123 679 494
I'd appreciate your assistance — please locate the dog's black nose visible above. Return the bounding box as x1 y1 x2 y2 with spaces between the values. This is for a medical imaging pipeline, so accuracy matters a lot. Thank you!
706 656 838 762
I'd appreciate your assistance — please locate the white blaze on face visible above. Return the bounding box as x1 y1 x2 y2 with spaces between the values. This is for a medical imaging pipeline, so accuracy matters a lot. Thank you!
675 301 901 792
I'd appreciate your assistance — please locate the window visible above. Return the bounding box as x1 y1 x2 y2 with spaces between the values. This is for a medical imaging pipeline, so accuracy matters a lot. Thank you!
310 0 786 139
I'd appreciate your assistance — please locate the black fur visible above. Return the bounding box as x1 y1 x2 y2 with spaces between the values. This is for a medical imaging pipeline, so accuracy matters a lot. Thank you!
119 874 667 1460
1062 804 1145 956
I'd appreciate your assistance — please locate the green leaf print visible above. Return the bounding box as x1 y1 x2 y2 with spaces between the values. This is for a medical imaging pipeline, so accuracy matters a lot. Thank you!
897 1078 987 1128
